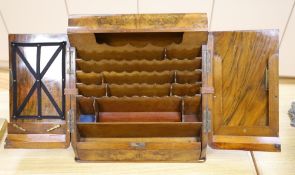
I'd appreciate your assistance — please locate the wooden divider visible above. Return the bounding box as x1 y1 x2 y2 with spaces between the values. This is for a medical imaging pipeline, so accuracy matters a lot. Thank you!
76 58 201 73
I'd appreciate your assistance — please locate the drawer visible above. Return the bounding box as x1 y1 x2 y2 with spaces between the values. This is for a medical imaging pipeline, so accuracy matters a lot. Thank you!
75 122 202 162
76 137 201 162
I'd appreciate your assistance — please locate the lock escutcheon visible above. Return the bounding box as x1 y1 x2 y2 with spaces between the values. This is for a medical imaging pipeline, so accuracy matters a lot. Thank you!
130 142 146 149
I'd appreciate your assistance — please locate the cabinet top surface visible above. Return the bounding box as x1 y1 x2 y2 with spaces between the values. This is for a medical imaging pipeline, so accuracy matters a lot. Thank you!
68 13 208 33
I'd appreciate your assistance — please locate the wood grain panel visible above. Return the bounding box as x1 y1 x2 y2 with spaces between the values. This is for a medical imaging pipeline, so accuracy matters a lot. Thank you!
212 30 279 135
210 30 280 151
7 34 70 149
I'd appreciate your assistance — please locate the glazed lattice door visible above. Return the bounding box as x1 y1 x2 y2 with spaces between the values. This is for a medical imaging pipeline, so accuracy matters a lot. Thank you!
11 41 66 119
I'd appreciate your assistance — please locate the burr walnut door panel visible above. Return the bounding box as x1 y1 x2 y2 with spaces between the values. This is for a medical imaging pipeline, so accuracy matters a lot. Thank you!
6 34 71 149
209 30 280 152
11 36 66 119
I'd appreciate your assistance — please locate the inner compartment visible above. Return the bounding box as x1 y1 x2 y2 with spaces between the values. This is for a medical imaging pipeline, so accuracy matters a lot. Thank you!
69 31 207 145
71 32 206 123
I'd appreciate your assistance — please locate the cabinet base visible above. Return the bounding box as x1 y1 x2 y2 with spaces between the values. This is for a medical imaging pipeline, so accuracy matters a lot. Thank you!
5 134 68 149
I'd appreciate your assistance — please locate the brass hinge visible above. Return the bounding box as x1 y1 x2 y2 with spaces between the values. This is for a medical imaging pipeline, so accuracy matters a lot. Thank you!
64 88 78 95
206 50 211 73
67 47 76 74
67 109 74 133
202 45 211 76
265 67 269 91
202 45 212 134
201 86 215 94
203 107 211 133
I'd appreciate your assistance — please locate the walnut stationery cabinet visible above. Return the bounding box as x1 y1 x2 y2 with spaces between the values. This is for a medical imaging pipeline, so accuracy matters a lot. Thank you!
5 13 280 162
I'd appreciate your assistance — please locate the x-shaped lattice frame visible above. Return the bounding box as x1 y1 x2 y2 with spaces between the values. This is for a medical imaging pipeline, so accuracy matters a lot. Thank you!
11 42 66 119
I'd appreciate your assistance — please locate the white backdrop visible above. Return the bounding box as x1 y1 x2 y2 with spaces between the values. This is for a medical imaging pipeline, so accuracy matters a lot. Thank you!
0 0 294 77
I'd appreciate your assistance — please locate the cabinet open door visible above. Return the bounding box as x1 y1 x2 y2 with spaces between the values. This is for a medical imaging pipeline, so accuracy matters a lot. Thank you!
208 30 280 152
5 34 71 148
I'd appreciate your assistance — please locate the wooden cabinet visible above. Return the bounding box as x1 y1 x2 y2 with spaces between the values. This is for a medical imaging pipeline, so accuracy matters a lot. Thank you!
5 13 280 162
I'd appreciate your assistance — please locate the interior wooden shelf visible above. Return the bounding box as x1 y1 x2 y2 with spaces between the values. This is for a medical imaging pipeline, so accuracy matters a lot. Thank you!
76 70 202 85
77 96 202 122
76 58 202 73
76 83 202 97
72 30 205 161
